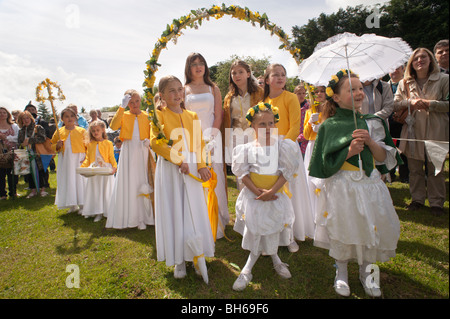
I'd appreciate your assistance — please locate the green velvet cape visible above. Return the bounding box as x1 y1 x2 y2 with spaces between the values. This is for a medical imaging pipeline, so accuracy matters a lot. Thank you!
308 107 403 179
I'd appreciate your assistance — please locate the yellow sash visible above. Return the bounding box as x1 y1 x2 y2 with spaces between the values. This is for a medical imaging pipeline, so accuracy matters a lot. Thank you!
249 172 292 198
340 158 376 171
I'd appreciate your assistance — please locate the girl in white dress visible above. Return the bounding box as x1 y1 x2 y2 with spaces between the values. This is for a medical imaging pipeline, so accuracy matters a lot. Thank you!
106 90 154 230
303 86 326 225
51 107 87 213
232 102 300 291
80 120 117 222
263 64 314 252
309 70 401 297
184 52 229 240
151 75 214 280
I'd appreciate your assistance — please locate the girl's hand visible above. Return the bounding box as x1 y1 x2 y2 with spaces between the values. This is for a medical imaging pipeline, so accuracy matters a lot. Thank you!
179 162 190 175
111 167 117 175
352 129 372 146
347 137 365 159
198 167 211 182
56 140 64 151
22 138 29 147
255 188 278 201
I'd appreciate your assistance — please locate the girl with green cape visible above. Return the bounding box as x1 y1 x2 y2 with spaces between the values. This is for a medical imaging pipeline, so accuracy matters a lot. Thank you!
309 70 402 298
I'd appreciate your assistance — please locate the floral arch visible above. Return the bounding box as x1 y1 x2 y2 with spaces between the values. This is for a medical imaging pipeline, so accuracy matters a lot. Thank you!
142 4 303 108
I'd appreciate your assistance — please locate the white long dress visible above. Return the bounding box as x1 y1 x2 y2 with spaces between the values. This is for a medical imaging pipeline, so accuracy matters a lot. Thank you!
55 134 86 209
106 118 154 229
155 149 215 266
232 138 300 255
185 87 229 239
82 146 115 218
303 139 321 224
313 118 401 265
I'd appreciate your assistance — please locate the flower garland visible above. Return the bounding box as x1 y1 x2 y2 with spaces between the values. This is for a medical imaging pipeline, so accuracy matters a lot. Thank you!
325 69 356 100
36 78 66 103
144 4 303 147
245 102 279 125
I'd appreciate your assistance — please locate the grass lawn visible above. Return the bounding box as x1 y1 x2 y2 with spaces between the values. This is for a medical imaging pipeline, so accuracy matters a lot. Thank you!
0 159 448 300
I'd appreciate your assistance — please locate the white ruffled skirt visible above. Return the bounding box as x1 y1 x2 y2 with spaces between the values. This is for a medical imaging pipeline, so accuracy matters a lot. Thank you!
314 169 400 264
234 186 294 255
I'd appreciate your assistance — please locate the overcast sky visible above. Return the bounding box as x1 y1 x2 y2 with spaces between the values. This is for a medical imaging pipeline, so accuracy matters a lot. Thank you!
0 0 388 113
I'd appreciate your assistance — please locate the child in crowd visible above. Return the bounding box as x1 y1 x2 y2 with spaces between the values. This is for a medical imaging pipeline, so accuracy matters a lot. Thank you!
184 52 229 240
113 136 122 164
294 84 310 156
231 102 300 291
223 60 263 190
106 89 154 230
309 70 402 297
151 75 214 280
263 63 314 252
303 85 326 218
51 107 87 213
80 120 117 222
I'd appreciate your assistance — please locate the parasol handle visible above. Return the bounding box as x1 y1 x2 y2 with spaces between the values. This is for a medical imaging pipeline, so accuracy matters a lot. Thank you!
344 45 364 181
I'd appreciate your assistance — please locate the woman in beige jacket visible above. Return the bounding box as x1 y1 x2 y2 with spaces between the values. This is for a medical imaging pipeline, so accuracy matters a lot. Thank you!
394 47 449 216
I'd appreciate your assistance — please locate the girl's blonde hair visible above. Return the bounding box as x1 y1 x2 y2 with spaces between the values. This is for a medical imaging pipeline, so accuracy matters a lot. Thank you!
322 73 360 120
263 63 287 101
404 47 440 80
158 75 185 109
86 119 107 143
124 89 140 97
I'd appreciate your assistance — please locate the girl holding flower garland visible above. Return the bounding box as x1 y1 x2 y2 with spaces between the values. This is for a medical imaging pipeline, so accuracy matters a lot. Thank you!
309 70 402 297
151 75 214 280
184 52 229 240
106 89 154 230
263 63 314 252
231 102 300 291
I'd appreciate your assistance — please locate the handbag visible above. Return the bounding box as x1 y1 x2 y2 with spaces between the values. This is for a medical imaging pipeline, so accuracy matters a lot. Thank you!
392 79 410 124
13 149 30 175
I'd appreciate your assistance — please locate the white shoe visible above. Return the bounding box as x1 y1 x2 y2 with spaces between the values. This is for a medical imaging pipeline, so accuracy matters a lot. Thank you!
233 272 252 291
287 241 299 253
94 215 102 222
334 275 351 297
360 276 382 297
274 262 291 279
174 262 186 279
68 206 79 213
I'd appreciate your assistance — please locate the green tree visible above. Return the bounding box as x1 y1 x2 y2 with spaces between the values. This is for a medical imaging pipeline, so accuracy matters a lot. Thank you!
37 102 52 122
292 0 449 59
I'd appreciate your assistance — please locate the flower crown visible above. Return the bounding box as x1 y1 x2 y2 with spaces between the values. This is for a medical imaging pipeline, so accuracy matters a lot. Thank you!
325 69 356 100
246 102 280 125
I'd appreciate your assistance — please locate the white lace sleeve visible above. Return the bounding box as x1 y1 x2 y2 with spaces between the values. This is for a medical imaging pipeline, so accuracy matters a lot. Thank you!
366 118 397 171
231 143 250 179
278 139 301 182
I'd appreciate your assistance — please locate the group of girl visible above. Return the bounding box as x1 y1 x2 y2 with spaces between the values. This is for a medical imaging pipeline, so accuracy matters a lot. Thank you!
51 52 403 297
